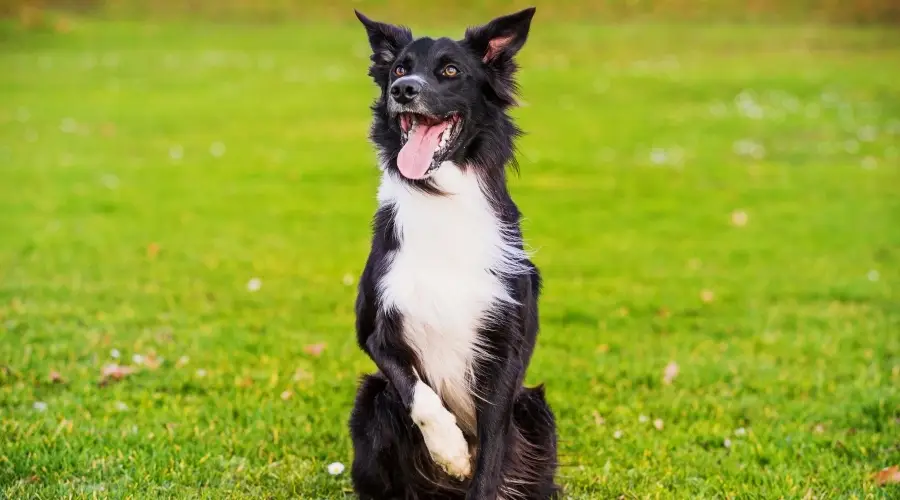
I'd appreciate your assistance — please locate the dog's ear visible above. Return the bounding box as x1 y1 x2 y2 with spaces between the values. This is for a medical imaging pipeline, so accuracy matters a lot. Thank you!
355 10 413 84
463 7 535 105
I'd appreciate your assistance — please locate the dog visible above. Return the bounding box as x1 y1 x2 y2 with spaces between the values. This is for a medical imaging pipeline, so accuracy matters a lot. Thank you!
348 7 559 499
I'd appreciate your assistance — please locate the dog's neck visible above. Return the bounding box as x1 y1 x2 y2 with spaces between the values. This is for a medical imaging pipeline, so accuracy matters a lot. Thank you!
379 159 521 227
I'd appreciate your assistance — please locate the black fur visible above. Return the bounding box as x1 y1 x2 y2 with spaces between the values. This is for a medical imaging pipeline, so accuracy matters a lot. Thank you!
349 8 559 499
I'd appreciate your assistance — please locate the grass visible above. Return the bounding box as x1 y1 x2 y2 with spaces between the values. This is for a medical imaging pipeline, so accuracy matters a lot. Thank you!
1 15 899 499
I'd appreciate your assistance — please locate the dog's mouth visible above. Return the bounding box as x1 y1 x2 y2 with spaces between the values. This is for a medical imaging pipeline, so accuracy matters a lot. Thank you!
397 112 462 179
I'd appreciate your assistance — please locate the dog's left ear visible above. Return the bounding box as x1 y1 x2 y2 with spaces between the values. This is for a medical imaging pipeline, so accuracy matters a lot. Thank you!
463 7 536 105
355 10 413 85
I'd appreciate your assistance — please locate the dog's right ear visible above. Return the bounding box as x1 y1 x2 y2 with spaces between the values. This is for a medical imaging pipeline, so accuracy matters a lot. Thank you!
355 11 413 84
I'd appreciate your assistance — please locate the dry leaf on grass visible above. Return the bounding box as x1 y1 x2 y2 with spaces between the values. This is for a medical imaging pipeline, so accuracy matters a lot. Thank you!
143 353 162 370
100 363 135 384
873 466 900 486
48 370 64 383
663 361 679 385
303 343 326 357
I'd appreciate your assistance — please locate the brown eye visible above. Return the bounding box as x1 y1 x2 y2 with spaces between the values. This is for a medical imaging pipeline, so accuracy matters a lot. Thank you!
442 64 459 77
394 65 406 77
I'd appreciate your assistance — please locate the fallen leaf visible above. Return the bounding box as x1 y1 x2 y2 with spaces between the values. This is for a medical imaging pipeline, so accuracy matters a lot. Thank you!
48 370 64 384
873 465 900 486
731 210 749 227
663 361 679 385
143 353 162 370
59 419 73 432
303 343 326 357
101 363 135 384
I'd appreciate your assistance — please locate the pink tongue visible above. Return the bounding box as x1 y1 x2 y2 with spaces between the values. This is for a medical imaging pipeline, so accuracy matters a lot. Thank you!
397 121 450 179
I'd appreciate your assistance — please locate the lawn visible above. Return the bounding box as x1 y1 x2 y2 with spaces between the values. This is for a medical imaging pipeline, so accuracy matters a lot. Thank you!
1 14 899 499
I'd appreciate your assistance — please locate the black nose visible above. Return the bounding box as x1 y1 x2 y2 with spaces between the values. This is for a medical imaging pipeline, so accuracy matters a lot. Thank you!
390 78 422 104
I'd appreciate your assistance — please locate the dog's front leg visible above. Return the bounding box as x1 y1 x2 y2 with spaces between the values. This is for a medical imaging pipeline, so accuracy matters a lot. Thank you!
360 307 472 479
467 350 522 500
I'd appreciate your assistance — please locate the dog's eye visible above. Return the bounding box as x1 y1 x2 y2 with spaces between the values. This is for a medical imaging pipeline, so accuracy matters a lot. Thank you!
393 65 407 77
441 64 460 77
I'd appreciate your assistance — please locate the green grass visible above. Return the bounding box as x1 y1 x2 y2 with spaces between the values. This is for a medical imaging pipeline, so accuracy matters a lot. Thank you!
1 16 899 499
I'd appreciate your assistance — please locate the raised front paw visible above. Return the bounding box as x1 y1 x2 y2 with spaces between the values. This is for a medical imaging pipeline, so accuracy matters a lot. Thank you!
410 382 472 479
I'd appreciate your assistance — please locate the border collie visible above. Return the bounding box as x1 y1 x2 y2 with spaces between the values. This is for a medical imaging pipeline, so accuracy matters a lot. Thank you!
348 7 559 499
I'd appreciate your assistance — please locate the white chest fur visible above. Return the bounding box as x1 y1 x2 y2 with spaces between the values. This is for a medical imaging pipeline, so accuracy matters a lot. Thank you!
376 165 526 433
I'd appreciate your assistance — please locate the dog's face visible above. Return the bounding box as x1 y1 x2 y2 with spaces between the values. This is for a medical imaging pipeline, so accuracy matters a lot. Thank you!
356 8 535 182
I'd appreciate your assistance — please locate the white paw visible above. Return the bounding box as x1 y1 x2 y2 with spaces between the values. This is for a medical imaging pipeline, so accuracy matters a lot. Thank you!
410 382 472 479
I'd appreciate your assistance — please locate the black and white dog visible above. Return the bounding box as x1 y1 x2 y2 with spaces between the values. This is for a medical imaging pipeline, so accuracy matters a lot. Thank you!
348 7 559 499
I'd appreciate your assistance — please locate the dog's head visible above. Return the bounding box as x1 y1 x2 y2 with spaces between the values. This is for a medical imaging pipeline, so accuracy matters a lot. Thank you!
355 8 535 183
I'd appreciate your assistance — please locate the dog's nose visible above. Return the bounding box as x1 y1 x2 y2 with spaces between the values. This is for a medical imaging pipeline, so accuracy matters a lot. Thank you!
390 78 422 104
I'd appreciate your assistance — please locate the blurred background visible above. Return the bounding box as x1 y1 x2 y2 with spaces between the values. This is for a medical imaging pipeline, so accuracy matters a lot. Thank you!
5 0 900 24
1 0 899 498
